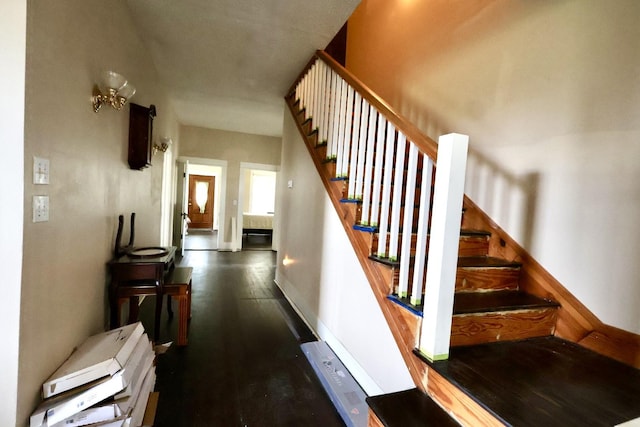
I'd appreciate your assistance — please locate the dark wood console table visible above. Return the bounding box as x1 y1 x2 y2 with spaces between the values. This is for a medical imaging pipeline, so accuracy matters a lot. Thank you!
108 246 177 331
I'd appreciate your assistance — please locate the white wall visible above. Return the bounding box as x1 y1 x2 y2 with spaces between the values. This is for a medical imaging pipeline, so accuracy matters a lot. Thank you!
275 108 414 395
347 0 640 334
19 1 179 424
0 1 26 425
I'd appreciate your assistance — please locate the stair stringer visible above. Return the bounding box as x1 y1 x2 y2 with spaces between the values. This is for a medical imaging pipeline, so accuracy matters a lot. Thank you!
286 97 433 392
462 196 640 368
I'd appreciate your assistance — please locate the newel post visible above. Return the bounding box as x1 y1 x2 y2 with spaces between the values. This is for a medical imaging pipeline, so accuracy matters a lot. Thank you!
418 133 469 361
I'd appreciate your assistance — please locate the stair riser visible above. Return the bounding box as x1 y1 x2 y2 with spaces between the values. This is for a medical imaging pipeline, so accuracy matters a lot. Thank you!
450 308 557 346
314 143 327 159
342 181 425 205
307 131 318 146
372 234 489 259
386 265 519 296
355 204 423 230
456 267 520 292
458 238 490 257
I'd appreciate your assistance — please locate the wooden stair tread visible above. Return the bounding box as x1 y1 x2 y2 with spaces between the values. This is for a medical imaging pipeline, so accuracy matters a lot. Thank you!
453 290 558 315
366 388 459 427
423 337 640 426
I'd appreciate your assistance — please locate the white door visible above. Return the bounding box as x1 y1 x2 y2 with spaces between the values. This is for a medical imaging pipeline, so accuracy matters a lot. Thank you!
174 160 190 256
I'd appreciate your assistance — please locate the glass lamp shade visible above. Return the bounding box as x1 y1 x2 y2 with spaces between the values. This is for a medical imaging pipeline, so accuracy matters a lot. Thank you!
100 70 127 92
117 83 136 99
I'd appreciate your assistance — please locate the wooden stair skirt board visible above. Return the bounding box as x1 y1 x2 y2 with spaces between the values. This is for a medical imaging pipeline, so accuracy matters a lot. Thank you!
417 336 640 427
366 388 459 427
300 341 369 427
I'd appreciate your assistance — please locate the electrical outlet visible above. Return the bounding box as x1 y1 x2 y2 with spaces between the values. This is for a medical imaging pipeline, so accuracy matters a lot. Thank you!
33 195 49 222
33 157 50 184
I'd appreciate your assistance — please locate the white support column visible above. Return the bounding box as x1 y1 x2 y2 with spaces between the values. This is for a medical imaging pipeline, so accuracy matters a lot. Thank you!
418 133 469 361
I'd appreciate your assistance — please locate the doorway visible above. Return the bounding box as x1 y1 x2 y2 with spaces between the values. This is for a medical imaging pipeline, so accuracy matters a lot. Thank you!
239 165 277 251
188 174 215 230
175 160 225 253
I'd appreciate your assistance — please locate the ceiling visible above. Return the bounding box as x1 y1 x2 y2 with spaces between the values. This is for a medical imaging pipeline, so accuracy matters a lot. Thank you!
126 0 359 137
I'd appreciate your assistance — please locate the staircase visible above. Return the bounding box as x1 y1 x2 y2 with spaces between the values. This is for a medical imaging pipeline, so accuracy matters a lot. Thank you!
286 51 640 426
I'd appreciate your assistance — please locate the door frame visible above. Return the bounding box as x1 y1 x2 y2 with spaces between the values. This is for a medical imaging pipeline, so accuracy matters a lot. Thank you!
238 162 279 251
187 174 215 230
176 156 228 250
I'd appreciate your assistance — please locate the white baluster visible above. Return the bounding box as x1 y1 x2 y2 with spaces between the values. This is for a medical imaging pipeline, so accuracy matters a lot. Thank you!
301 72 308 114
339 86 354 178
321 65 331 144
388 133 407 262
324 70 332 153
309 63 317 130
317 63 327 144
370 114 387 228
398 142 418 299
294 80 301 106
360 106 377 226
411 154 434 306
354 99 370 201
376 122 396 258
329 74 342 159
335 80 348 175
314 63 322 133
348 93 362 198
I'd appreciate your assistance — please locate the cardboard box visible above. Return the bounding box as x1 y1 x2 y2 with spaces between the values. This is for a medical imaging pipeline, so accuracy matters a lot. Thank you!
112 352 155 414
43 322 145 399
30 371 128 427
129 368 157 427
141 392 159 427
49 404 122 427
114 337 154 400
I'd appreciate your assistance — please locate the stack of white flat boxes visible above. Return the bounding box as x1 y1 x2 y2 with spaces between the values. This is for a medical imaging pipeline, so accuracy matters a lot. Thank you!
30 322 157 427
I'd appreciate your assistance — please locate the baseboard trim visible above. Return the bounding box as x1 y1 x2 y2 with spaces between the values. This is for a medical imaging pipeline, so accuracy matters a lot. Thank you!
274 276 385 396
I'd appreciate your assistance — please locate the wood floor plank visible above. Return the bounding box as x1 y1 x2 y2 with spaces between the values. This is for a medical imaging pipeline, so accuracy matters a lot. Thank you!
138 250 344 427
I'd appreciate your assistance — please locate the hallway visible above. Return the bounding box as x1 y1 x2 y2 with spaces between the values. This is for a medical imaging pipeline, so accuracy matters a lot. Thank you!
139 250 344 426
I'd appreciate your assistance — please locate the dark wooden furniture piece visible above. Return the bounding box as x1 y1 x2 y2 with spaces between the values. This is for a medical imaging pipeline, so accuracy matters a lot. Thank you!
108 246 176 343
114 213 136 257
163 267 193 346
109 262 165 342
128 103 156 170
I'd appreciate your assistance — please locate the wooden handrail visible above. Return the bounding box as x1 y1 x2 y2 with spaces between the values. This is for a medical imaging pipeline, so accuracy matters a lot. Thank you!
289 50 439 162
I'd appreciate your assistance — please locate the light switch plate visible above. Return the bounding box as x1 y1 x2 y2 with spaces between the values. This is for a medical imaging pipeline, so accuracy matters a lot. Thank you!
33 157 50 184
33 195 49 222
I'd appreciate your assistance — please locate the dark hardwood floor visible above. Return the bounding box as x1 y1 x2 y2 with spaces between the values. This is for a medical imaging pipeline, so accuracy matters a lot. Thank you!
426 337 640 426
138 250 344 427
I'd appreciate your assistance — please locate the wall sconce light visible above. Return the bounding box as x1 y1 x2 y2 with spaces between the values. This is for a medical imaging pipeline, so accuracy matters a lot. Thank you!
92 71 136 113
153 137 172 156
